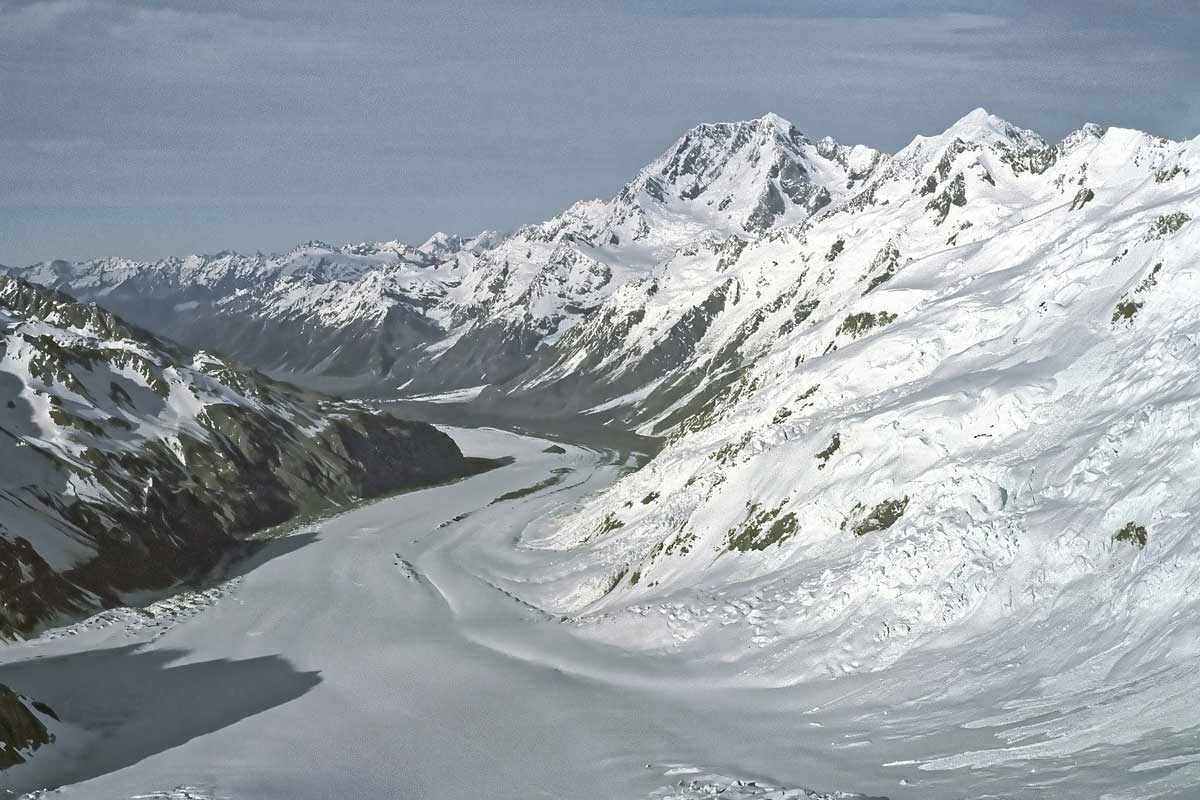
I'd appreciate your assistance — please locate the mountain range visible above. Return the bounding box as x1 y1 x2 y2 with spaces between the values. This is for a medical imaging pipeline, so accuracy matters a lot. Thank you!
7 112 884 399
3 107 1200 791
13 110 1194 440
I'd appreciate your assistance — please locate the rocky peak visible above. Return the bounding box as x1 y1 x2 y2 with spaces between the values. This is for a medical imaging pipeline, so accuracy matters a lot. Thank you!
636 114 810 200
606 113 882 238
290 239 335 254
0 273 146 344
418 231 466 259
895 108 1046 173
1058 122 1109 154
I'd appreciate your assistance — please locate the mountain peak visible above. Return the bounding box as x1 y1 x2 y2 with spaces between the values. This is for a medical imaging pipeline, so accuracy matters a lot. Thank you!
754 111 795 134
290 239 334 254
418 231 464 256
601 112 884 239
943 107 1041 145
895 108 1045 170
1059 122 1109 154
670 113 802 151
953 106 1001 127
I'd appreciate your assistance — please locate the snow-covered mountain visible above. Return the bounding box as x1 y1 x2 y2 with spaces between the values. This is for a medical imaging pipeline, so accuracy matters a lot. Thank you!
0 275 473 638
8 114 881 396
496 110 1200 700
8 241 456 396
8 108 1200 678
4 108 1200 796
474 114 1189 436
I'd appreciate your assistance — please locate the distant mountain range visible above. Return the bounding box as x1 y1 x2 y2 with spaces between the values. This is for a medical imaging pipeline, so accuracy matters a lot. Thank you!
6 112 883 398
14 111 1194 441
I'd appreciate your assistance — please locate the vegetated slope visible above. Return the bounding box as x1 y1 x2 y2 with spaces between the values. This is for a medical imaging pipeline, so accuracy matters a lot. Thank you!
8 114 881 396
510 110 1200 717
0 275 469 638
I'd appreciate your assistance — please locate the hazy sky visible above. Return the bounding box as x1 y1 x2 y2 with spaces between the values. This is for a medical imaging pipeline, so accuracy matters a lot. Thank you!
2 0 1198 265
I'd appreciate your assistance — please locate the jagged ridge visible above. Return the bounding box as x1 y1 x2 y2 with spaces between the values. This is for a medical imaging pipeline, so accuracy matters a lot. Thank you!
0 275 473 638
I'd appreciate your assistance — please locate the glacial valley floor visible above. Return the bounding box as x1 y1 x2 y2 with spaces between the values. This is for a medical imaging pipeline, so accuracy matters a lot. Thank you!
1 427 1191 799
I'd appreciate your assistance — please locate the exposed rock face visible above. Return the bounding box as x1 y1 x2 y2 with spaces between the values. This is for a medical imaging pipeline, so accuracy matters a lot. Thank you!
2 108 1199 793
474 112 1197 440
8 115 880 397
0 684 52 769
0 275 470 638
509 112 1200 697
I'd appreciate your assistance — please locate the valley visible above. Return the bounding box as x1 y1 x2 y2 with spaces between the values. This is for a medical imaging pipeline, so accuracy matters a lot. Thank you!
3 426 1187 800
3 107 1200 798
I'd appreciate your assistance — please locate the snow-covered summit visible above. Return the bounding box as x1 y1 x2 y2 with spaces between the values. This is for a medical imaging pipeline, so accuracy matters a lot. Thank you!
493 106 1200 702
418 231 465 259
8 110 1194 401
604 112 883 239
946 106 1043 145
891 107 1047 175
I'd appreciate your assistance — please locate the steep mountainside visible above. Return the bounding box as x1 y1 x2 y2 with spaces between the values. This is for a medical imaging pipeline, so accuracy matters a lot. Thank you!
502 112 1200 724
8 110 1199 674
475 111 1111 427
0 275 471 638
4 108 1200 795
9 240 458 396
9 115 880 396
0 683 54 769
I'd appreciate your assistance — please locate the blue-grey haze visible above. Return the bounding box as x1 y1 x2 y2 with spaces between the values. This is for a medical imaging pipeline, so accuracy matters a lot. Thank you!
1 0 1197 265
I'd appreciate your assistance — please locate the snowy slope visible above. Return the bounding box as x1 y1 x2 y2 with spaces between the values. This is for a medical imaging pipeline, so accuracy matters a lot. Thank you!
8 243 457 396
0 276 471 638
4 109 1200 799
504 112 1200 704
482 113 1194 432
9 115 880 396
10 105 1200 684
400 112 1200 796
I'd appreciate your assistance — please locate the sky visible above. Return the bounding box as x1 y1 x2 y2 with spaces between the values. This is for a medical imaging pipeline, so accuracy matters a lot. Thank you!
2 0 1198 266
